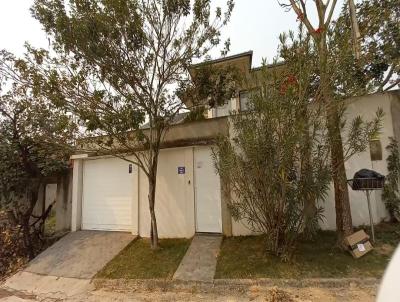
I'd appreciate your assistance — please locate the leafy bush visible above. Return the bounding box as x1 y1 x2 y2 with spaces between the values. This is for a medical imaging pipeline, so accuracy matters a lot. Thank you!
213 30 382 259
382 138 400 221
214 57 332 260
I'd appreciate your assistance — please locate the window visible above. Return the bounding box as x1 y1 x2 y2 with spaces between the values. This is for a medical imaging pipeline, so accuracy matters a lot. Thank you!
239 91 249 111
215 101 230 117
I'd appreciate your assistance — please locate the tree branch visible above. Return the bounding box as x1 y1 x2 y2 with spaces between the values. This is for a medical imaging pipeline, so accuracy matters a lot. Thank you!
379 65 395 91
325 0 338 27
289 0 316 37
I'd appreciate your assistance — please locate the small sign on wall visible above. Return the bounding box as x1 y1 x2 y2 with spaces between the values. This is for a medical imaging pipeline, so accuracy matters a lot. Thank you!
178 166 185 174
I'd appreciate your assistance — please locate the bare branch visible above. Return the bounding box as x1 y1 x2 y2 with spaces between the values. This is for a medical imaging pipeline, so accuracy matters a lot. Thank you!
288 0 316 37
325 0 338 27
379 65 395 91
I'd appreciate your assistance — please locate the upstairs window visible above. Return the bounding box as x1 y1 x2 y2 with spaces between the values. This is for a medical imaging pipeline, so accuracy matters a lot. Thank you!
215 101 230 117
239 91 249 111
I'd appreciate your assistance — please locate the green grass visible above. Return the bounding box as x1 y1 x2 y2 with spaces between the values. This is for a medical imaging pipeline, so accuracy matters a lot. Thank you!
215 222 400 279
96 238 191 279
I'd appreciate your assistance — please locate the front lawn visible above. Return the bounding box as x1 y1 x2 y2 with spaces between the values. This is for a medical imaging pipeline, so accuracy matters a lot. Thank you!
215 222 400 279
97 238 191 279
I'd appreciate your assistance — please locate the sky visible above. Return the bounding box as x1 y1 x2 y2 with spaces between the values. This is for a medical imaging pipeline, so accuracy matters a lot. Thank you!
0 0 346 68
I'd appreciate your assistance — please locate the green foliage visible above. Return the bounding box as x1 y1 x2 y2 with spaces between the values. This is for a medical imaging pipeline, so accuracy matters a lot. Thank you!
31 0 234 248
382 138 400 222
330 0 400 94
279 0 399 98
183 106 206 122
214 43 332 260
279 29 383 164
0 50 75 252
31 0 234 144
31 0 234 161
214 28 384 260
178 64 241 109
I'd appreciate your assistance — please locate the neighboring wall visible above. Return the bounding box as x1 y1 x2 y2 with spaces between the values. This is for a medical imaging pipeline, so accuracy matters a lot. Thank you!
55 172 73 231
32 183 54 217
232 91 399 235
30 173 72 232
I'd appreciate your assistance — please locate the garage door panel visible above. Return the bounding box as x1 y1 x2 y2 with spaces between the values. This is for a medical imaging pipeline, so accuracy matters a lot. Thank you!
82 157 135 231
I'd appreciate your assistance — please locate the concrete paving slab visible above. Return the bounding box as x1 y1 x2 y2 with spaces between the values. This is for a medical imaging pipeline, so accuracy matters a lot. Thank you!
2 272 93 300
173 234 222 282
0 231 134 301
25 231 134 279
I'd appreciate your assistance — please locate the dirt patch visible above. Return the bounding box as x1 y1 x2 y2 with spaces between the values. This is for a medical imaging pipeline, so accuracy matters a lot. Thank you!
67 285 376 302
266 287 295 302
289 286 376 302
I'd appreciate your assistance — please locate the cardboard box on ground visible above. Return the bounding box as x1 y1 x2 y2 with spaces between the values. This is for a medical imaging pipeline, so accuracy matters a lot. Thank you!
345 230 373 258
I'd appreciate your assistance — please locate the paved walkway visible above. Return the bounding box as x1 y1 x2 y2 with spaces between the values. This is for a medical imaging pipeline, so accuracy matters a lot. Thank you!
1 231 134 301
173 234 222 282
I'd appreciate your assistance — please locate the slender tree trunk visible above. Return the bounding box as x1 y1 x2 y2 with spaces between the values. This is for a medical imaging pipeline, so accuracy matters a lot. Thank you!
148 156 159 250
348 0 361 60
318 36 353 247
21 183 40 259
21 218 35 259
301 108 317 220
327 105 354 245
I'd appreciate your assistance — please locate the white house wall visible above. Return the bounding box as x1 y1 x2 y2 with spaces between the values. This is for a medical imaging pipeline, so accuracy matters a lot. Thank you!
321 93 393 230
69 93 398 237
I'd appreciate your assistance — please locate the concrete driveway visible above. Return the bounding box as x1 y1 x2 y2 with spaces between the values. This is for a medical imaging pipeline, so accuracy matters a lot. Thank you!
1 231 134 301
26 231 133 279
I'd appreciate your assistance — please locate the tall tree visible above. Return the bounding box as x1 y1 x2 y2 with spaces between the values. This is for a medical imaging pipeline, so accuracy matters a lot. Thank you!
279 0 356 247
0 50 76 256
32 0 234 249
214 34 332 260
279 0 394 247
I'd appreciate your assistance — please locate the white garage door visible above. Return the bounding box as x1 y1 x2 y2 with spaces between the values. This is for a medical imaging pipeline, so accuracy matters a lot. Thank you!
82 157 135 231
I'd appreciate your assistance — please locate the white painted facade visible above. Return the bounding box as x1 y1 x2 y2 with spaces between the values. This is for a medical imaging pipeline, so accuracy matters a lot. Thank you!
71 146 223 238
70 92 399 238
